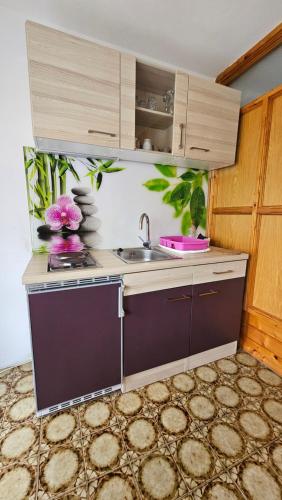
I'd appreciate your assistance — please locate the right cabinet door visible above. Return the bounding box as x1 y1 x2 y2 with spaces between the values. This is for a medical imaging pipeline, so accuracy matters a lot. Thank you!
190 278 245 355
185 76 241 165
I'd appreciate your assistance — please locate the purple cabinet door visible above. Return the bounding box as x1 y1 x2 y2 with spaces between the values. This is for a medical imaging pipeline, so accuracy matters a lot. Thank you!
124 285 192 376
190 277 245 355
28 283 121 411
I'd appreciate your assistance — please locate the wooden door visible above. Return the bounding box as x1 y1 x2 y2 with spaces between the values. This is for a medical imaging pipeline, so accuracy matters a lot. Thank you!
209 84 282 374
191 278 245 355
28 283 121 411
185 76 241 165
26 22 120 147
123 286 192 376
172 73 188 156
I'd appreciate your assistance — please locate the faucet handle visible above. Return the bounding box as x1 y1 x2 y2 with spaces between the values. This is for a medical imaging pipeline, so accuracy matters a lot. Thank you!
138 236 151 249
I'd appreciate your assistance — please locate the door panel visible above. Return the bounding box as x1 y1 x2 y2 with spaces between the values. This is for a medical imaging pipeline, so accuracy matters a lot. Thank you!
263 92 282 205
29 284 121 411
185 76 240 164
190 278 245 355
124 286 192 376
253 216 282 319
215 104 263 207
26 22 120 147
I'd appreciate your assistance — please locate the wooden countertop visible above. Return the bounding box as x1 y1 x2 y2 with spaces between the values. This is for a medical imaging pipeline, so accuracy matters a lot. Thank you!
22 246 248 285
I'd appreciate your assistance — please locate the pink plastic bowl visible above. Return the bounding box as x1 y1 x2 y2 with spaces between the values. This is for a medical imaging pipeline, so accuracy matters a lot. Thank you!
159 236 209 251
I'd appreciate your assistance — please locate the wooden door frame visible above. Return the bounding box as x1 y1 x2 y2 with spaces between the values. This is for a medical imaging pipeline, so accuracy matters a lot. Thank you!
216 23 282 85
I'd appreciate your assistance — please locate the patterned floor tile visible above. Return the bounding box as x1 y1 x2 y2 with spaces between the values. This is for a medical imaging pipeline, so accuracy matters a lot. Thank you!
192 470 244 499
121 414 166 460
113 389 154 426
82 425 130 481
79 398 119 437
237 407 280 447
0 380 11 403
88 463 140 499
168 429 225 493
235 352 258 369
130 447 188 499
0 421 40 467
9 372 34 399
256 367 282 389
169 372 197 400
228 450 282 499
143 380 173 407
0 352 280 499
55 481 88 499
257 438 282 481
0 367 20 384
0 461 38 499
1 394 39 428
183 392 221 427
261 397 282 428
37 441 86 498
215 357 240 378
155 401 198 443
198 413 254 469
194 364 219 385
40 408 81 453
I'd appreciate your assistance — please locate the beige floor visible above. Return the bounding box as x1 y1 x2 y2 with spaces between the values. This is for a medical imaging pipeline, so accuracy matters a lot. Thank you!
0 352 281 499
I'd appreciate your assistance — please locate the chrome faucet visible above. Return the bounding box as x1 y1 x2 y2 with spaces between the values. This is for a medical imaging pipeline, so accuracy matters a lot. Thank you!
139 213 151 249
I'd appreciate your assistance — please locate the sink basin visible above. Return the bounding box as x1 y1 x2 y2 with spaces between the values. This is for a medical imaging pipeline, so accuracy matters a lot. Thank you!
113 247 180 264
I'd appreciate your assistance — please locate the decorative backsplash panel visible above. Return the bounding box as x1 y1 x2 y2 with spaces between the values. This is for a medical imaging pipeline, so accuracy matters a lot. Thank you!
24 147 208 253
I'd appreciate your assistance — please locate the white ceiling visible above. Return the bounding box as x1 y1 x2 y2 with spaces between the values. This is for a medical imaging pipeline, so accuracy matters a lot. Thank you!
1 0 281 77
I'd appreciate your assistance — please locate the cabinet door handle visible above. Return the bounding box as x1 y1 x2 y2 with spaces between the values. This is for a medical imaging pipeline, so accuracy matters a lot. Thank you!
190 146 210 152
198 290 219 297
213 270 234 275
179 123 184 149
88 129 116 137
168 295 191 302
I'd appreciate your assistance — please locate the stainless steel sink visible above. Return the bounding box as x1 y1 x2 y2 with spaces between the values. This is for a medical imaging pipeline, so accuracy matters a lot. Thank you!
113 247 180 264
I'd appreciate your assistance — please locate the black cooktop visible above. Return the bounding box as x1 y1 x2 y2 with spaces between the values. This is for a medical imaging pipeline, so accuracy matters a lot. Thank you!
48 251 100 271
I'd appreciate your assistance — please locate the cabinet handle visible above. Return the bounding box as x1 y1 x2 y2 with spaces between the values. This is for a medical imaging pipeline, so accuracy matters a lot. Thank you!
88 129 116 137
190 146 210 152
179 123 184 149
168 294 191 302
199 290 219 297
213 270 234 275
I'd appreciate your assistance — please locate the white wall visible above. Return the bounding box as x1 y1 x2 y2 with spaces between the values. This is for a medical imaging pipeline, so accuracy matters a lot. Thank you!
0 6 35 368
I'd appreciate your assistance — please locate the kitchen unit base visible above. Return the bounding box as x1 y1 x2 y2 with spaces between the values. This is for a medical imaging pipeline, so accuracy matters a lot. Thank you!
122 340 237 392
27 277 123 416
36 383 121 418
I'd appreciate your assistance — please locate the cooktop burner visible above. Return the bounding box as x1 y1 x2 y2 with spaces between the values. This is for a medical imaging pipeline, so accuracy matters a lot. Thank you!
48 251 100 271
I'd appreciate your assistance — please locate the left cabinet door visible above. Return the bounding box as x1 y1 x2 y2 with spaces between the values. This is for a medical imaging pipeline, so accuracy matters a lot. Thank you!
124 286 192 376
26 22 120 147
28 283 121 411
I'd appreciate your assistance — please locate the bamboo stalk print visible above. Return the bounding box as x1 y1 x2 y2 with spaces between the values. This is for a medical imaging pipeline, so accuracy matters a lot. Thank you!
49 155 57 204
23 147 125 235
23 146 33 211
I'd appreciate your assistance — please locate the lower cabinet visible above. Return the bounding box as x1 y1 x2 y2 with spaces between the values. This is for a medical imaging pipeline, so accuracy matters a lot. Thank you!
190 278 245 355
123 286 192 376
28 283 122 412
123 277 245 376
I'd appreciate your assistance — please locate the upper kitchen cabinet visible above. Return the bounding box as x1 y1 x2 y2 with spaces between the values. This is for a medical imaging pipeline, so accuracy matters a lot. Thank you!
26 21 241 169
185 76 241 165
135 62 175 153
26 21 120 147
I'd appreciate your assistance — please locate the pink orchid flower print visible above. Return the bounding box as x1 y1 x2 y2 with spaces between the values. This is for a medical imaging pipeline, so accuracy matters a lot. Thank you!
50 234 84 254
45 195 82 231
